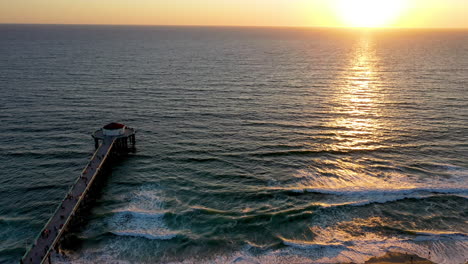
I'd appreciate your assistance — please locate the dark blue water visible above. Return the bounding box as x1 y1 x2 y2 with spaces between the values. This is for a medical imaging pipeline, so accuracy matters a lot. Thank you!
0 25 467 264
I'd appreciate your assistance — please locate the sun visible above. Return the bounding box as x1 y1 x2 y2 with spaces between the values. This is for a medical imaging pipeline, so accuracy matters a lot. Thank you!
336 0 405 28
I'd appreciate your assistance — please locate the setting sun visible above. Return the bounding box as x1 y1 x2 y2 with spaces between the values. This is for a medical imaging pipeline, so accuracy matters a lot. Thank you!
336 0 406 27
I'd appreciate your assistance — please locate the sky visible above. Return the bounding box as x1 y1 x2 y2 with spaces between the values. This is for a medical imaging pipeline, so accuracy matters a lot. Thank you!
0 0 467 28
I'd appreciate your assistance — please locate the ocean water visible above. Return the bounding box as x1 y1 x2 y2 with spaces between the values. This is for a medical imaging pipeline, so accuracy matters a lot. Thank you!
0 25 467 264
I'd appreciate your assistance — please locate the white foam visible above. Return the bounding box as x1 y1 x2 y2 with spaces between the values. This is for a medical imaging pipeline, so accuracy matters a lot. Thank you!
58 185 178 263
106 186 178 242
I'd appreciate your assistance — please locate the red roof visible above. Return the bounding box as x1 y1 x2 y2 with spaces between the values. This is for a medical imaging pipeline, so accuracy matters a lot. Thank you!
103 122 126 130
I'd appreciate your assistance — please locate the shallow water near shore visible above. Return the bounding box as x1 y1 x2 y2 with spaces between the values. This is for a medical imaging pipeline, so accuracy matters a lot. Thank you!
0 25 467 264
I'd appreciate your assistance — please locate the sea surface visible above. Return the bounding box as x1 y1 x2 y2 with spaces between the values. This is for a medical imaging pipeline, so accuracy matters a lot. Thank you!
0 25 467 264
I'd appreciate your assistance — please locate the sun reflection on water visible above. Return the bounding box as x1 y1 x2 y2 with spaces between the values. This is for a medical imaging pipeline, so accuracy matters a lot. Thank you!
328 34 387 152
294 33 405 192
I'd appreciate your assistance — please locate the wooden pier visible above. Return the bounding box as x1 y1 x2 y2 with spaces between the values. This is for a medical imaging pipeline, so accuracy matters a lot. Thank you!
21 123 135 264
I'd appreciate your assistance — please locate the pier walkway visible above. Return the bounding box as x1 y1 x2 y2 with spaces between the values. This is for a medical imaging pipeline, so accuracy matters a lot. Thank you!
21 124 135 264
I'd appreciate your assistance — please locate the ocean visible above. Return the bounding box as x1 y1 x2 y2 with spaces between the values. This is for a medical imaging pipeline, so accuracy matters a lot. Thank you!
0 25 467 264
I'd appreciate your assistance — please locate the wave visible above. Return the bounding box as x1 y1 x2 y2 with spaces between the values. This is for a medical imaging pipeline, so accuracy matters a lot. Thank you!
411 230 468 241
248 148 385 158
241 120 318 130
280 231 468 250
287 185 467 195
285 162 468 209
279 236 347 250
110 208 167 219
4 150 88 158
21 183 70 192
297 186 468 198
111 230 177 241
95 229 466 264
0 216 32 223
100 185 180 251
171 186 466 221
272 221 468 264
183 157 224 163
286 187 468 208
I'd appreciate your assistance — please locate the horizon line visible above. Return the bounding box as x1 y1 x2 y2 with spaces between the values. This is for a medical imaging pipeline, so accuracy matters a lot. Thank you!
1 22 468 30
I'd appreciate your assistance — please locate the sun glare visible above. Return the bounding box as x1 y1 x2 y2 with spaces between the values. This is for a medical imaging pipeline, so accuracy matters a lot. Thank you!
336 0 405 28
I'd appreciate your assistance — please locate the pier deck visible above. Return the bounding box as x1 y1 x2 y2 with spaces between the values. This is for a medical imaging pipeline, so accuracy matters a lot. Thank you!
22 137 116 264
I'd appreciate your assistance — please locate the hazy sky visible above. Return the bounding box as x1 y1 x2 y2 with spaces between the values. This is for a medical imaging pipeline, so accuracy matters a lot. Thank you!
0 0 467 28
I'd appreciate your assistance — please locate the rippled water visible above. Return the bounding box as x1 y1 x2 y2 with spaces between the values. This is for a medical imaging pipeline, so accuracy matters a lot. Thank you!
0 25 467 264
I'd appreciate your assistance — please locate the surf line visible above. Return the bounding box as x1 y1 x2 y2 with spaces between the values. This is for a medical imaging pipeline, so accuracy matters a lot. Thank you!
21 123 136 264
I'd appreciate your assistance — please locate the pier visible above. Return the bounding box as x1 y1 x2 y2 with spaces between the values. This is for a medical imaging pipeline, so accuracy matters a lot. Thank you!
21 123 136 264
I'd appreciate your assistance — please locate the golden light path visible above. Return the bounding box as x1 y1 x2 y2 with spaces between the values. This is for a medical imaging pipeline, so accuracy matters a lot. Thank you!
330 34 384 153
295 33 411 192
316 34 406 191
336 0 406 27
